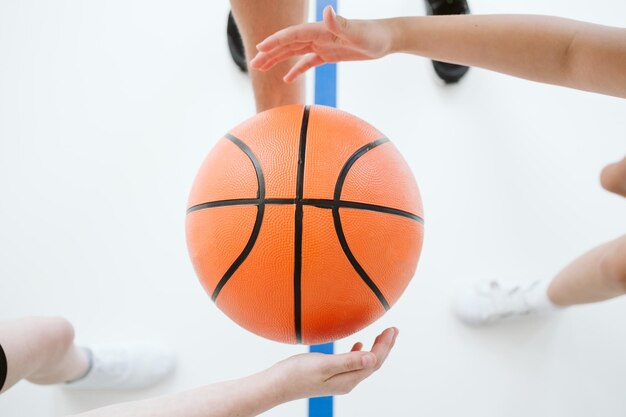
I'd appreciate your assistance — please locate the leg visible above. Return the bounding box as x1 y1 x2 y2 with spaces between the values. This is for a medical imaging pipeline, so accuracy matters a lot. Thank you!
600 156 626 198
0 316 89 393
0 316 177 393
547 159 626 304
454 234 626 325
230 0 308 113
548 234 626 306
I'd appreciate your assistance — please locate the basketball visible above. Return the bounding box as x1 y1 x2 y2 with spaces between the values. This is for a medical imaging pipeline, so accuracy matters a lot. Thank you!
186 104 424 345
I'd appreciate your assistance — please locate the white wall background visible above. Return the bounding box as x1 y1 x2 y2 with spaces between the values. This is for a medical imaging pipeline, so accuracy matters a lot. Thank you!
0 0 625 416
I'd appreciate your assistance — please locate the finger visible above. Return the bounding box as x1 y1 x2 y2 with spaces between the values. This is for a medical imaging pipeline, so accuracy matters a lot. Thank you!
251 44 307 70
256 22 323 52
284 53 325 83
368 327 397 370
258 45 312 72
351 342 363 352
252 35 319 69
323 329 397 391
249 51 271 70
261 39 315 57
337 329 397 377
322 351 377 377
323 5 349 37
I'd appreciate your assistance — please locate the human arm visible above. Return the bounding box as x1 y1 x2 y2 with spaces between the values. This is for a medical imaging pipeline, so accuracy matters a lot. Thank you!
251 6 626 98
70 327 398 417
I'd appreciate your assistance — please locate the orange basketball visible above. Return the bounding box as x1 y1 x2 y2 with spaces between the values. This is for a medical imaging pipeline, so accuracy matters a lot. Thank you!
186 105 424 345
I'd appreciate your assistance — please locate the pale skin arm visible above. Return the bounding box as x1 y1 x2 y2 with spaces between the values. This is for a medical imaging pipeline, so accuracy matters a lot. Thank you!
250 6 626 99
70 327 398 417
251 7 626 308
251 7 626 198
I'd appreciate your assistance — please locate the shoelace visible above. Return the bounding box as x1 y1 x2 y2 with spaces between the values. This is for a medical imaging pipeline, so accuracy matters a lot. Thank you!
93 349 129 379
483 281 533 320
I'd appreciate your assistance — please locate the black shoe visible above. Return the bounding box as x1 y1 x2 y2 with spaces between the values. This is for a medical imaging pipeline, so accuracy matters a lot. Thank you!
227 11 247 72
425 0 470 84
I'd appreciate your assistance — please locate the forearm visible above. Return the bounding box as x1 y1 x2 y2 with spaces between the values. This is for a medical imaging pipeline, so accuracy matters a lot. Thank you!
68 328 397 417
386 15 626 98
70 369 286 417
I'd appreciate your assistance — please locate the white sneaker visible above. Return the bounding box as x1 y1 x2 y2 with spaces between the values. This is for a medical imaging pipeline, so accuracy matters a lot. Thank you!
65 342 176 390
453 280 557 326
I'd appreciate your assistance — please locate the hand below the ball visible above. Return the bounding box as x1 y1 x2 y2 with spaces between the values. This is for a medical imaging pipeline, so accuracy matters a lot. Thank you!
69 328 399 417
267 327 399 401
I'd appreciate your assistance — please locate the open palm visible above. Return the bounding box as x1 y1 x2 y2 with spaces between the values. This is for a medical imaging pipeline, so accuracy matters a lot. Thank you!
251 6 392 83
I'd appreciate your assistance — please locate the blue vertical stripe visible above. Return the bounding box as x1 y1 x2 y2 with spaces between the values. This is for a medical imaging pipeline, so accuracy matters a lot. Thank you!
309 1 337 417
314 0 338 108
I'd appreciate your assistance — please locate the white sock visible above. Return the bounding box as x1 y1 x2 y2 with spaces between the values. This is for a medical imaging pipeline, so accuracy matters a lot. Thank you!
524 278 562 312
64 342 176 391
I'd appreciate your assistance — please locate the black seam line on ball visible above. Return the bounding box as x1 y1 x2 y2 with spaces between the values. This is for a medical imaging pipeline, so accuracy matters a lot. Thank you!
187 198 295 213
211 134 266 302
187 198 260 213
224 134 265 200
301 199 424 224
333 138 390 200
187 198 423 224
333 138 391 311
295 106 310 203
293 105 310 344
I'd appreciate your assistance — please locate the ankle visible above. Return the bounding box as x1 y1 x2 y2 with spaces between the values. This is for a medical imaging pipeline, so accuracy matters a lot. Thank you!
27 346 90 385
523 278 562 311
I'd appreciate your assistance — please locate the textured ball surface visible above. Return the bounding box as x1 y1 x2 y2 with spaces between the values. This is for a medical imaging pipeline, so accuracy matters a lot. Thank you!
186 104 424 344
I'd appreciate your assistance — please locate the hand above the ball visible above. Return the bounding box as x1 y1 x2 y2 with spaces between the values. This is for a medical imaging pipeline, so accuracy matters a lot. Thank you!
269 327 399 401
250 5 393 83
252 6 626 98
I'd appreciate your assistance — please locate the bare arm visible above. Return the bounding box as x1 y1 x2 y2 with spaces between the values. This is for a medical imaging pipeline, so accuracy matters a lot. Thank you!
251 6 626 98
70 327 398 417
71 372 279 417
389 14 626 98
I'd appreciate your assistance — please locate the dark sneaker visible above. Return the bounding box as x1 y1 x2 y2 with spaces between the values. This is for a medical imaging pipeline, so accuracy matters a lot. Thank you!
425 0 470 83
227 11 247 72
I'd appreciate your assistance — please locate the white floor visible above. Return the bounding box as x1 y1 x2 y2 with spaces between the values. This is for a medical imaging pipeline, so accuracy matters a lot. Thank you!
1 0 625 416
